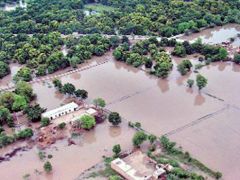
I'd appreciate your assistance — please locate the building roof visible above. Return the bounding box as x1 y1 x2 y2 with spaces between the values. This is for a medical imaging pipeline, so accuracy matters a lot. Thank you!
42 102 78 118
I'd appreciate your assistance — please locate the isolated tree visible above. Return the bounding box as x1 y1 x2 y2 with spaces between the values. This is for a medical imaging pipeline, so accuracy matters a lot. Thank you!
93 98 106 109
80 115 96 130
196 74 207 90
112 144 121 157
187 79 194 88
108 112 122 126
132 131 147 147
44 161 52 173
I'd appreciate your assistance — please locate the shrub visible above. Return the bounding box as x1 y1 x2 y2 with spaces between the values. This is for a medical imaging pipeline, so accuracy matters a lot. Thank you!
58 122 66 129
41 117 50 127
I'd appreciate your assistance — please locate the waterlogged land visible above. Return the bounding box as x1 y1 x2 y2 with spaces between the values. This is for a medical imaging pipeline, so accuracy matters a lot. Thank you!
1 25 240 179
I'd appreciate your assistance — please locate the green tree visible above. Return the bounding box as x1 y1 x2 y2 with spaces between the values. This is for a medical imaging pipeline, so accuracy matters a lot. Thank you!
14 67 32 82
132 131 147 147
74 89 88 99
24 104 45 122
15 81 34 101
0 106 13 126
234 53 240 64
12 95 27 112
148 134 157 144
93 98 106 109
16 128 33 140
44 161 52 173
196 74 208 90
0 61 10 78
177 60 192 75
62 83 76 95
52 79 62 89
108 112 122 126
112 144 121 157
80 115 96 130
187 79 194 88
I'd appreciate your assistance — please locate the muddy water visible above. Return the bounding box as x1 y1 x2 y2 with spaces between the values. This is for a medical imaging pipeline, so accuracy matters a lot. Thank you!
31 51 240 179
170 107 240 179
0 121 134 180
180 24 240 45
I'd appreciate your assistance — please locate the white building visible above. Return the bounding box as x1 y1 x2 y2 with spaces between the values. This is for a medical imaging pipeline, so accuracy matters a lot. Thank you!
42 102 78 120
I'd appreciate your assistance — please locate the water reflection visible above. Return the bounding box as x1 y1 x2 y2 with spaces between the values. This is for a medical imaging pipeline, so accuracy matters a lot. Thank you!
157 79 169 93
194 93 206 106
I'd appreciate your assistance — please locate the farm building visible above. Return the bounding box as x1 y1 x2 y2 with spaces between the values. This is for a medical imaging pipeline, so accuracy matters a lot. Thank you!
42 102 79 120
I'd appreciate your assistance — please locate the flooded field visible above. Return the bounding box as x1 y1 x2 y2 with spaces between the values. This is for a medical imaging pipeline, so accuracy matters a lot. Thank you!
170 107 240 179
30 49 240 179
180 24 240 46
1 25 240 179
0 121 134 180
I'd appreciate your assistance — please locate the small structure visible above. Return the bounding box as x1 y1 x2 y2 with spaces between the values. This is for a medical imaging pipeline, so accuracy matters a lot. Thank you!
42 102 78 120
111 151 168 180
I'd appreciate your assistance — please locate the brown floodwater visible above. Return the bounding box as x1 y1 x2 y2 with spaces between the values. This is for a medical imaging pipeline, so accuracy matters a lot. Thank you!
170 107 240 179
0 121 134 180
2 25 240 179
180 24 240 46
30 50 240 179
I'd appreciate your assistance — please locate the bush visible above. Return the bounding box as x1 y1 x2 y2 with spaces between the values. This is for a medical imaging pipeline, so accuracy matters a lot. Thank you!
58 122 66 129
41 117 50 127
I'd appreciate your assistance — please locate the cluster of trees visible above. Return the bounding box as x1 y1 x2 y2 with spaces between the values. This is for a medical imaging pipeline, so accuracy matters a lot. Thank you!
132 131 157 148
53 79 88 100
1 0 238 38
0 81 35 126
114 37 173 78
172 39 228 62
0 127 33 148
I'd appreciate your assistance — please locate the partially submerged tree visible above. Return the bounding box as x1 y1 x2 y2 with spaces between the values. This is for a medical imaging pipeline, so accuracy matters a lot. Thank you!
108 112 122 126
132 131 147 148
80 115 96 130
196 74 208 90
112 144 121 157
